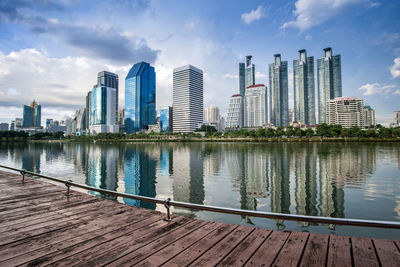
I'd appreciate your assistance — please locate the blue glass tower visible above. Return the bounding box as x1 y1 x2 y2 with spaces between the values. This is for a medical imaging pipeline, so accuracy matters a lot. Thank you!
125 62 156 133
160 106 172 132
22 100 41 127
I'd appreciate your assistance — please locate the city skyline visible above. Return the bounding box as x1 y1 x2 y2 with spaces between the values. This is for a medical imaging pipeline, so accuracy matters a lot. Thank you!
0 0 399 125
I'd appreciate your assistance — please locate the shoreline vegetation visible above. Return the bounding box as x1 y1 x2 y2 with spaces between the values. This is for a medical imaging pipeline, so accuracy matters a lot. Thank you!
1 124 400 143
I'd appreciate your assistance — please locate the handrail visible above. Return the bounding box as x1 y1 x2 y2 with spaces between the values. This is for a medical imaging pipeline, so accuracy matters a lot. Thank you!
1 164 400 229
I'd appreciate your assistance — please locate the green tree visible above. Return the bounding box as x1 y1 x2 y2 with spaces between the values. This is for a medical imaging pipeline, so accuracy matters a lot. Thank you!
295 128 305 137
255 128 266 137
305 128 314 138
316 123 330 136
275 127 285 137
285 126 295 137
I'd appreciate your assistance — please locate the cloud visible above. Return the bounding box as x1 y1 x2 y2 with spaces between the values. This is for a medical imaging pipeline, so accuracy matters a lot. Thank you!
241 6 265 24
222 73 238 79
358 83 396 95
394 90 400 95
281 0 365 31
390 57 400 78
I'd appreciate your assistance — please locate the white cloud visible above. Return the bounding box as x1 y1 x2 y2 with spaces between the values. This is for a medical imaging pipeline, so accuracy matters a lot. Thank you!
394 90 400 95
241 6 265 24
358 83 395 95
390 57 400 78
222 73 238 79
255 72 267 80
281 0 365 31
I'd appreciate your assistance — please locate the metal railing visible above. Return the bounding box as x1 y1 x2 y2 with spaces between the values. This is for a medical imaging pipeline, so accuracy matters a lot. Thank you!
1 164 400 229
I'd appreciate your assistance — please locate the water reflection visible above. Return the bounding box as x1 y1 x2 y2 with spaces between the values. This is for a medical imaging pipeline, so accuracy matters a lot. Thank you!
1 141 399 237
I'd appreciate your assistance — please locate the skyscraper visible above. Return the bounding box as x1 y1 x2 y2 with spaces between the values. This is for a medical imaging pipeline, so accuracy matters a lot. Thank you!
238 55 255 97
317 48 342 123
269 54 289 127
160 106 173 132
89 71 119 134
22 100 41 127
226 94 243 129
125 62 156 133
293 49 316 125
172 65 203 132
394 110 400 126
244 84 267 128
204 106 220 124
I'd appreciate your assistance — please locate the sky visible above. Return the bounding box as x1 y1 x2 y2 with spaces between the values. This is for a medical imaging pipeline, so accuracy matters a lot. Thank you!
0 0 399 125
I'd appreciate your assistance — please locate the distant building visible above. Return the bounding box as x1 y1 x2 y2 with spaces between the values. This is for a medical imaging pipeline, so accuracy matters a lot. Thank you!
85 91 91 134
318 48 342 123
363 105 375 128
15 118 22 127
46 119 53 131
226 94 243 129
22 100 41 128
0 123 9 131
146 117 161 133
327 97 365 128
394 110 400 126
288 109 294 125
294 49 316 125
9 121 15 131
125 62 156 133
173 65 203 132
118 109 125 133
244 84 267 128
269 54 289 127
160 106 173 132
75 108 86 136
89 71 119 134
239 56 255 97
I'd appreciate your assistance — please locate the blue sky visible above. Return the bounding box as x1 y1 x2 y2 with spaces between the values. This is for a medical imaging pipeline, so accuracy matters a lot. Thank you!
0 0 399 125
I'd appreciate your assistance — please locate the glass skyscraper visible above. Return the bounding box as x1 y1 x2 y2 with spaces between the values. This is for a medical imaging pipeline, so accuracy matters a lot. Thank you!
238 55 255 97
293 49 316 125
97 71 119 120
125 62 156 133
317 48 342 123
22 100 41 127
160 106 173 132
269 54 289 127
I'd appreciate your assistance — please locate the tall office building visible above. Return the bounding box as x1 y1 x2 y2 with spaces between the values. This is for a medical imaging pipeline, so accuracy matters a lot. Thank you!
125 62 156 133
269 54 289 127
244 84 267 128
89 71 119 134
22 100 41 127
363 105 375 127
318 48 342 123
394 110 400 126
85 91 91 134
172 65 203 132
239 56 255 97
160 106 173 132
204 106 220 124
327 97 365 128
226 94 243 129
293 49 316 125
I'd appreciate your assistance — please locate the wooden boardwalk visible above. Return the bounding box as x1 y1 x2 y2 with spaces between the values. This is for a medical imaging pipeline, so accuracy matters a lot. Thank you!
0 170 399 267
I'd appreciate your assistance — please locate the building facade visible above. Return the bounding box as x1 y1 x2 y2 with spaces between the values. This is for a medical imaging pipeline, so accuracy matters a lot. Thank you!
22 100 41 128
363 105 375 127
269 54 289 127
239 55 255 97
394 110 400 126
226 94 243 129
327 97 365 128
293 49 316 125
204 106 220 124
172 65 203 132
318 48 342 123
97 71 119 122
125 62 156 133
0 123 9 131
244 84 267 128
89 85 119 134
160 106 173 132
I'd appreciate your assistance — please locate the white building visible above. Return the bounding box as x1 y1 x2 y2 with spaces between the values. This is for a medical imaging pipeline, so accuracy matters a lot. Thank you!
363 105 375 128
244 84 267 128
89 85 119 134
172 65 203 132
394 110 400 126
327 96 365 128
204 106 220 124
226 94 243 129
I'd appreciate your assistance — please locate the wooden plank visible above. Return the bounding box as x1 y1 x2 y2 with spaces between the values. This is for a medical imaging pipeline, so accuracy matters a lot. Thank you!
164 223 238 266
135 222 223 266
218 228 271 266
26 216 191 267
245 230 290 266
373 239 400 267
190 225 254 266
272 231 309 267
352 237 380 267
0 212 163 266
299 233 329 267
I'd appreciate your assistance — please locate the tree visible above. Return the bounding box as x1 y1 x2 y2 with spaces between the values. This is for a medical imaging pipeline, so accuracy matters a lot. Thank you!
285 126 295 137
275 127 285 137
305 128 314 138
316 123 330 137
295 128 305 137
195 125 217 134
255 128 265 137
265 128 275 137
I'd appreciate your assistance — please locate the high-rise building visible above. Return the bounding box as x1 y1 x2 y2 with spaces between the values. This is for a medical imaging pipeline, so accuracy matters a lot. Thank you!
318 48 342 123
244 84 267 128
172 65 203 132
293 49 316 125
0 123 9 131
15 118 22 127
204 106 220 124
160 106 173 132
89 71 119 134
9 121 15 131
125 62 156 133
363 105 375 127
46 119 53 131
97 71 119 121
327 97 365 128
269 54 289 127
394 111 400 126
22 100 41 128
238 55 255 97
288 109 294 125
85 91 91 134
226 94 243 129
75 108 86 136
118 109 125 133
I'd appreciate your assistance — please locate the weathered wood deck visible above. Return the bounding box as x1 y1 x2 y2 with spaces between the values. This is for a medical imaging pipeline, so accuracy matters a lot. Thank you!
0 170 399 267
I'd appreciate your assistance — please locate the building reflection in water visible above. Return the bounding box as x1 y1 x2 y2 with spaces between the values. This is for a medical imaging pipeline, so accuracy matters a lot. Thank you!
21 143 42 173
159 145 173 176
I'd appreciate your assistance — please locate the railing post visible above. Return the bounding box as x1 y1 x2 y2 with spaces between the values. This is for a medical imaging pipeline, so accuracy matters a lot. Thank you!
20 170 25 183
65 179 72 196
164 198 172 221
